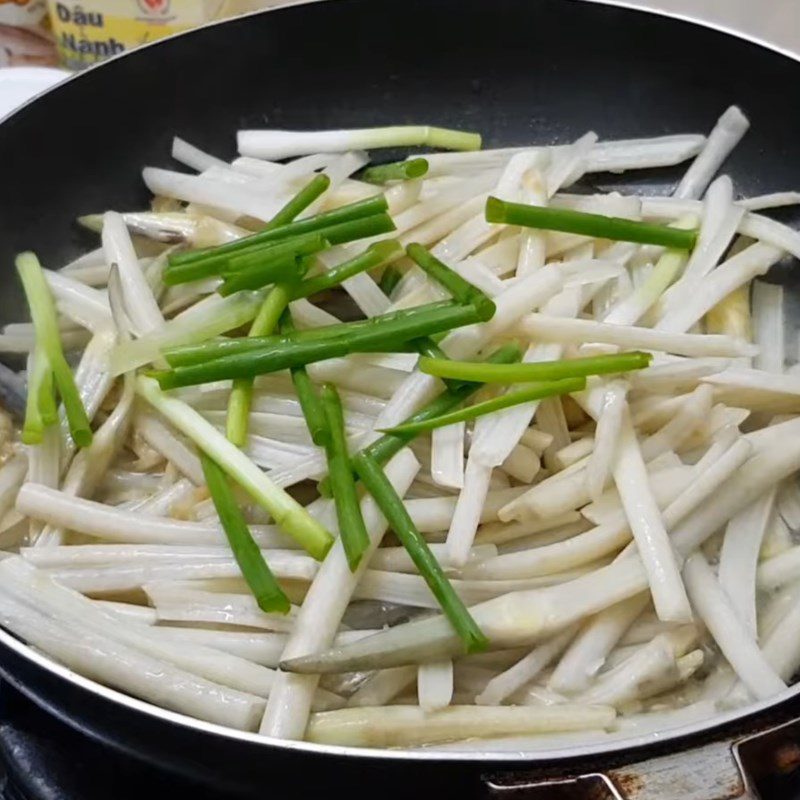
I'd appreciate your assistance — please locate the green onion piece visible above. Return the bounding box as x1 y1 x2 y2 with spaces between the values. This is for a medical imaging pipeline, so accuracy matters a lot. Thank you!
379 265 402 297
200 452 290 613
320 384 369 570
485 197 699 250
353 452 488 653
264 173 331 230
22 348 50 444
225 284 294 446
154 302 484 389
290 240 403 300
281 314 329 447
406 243 496 321
219 255 305 297
362 158 429 184
37 363 58 425
221 232 329 276
167 194 390 271
137 375 333 559
317 343 521 496
382 377 587 436
419 351 653 384
164 300 479 367
16 252 92 447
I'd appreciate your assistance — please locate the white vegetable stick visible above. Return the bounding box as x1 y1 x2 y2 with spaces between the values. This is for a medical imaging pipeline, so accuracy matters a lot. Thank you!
347 666 417 707
113 293 264 375
0 581 263 730
612 408 691 623
674 106 749 199
0 333 83 355
516 168 547 276
629 357 730 392
45 553 316 593
578 631 701 707
45 270 112 333
752 281 785 373
475 512 583 546
501 444 541 484
551 438 593 472
101 212 163 335
777 478 800 531
545 132 598 196
419 135 705 177
602 227 692 327
476 625 577 705
445 458 493 568
683 552 785 700
739 212 800 262
550 594 650 694
306 704 616 747
418 660 454 711
761 507 793 560
701 368 800 412
739 192 800 210
400 487 524 533
718 488 777 636
756 545 800 591
260 450 419 740
135 412 203 485
513 314 756 358
171 136 228 172
143 167 287 224
0 454 27 525
16 484 296 547
237 126 481 160
587 381 627 502
430 422 464 489
145 585 297 632
354 568 592 608
656 243 783 334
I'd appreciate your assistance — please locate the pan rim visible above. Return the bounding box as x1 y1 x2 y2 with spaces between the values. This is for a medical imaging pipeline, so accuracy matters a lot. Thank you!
2 0 799 766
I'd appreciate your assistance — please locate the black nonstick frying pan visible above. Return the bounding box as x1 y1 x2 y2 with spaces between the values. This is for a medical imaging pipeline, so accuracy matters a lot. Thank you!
1 1 800 797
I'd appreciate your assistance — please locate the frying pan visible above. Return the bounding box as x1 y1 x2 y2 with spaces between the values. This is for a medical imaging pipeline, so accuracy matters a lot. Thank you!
1 1 800 796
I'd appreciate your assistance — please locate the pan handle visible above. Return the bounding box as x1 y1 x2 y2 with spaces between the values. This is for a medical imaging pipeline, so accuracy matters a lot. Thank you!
482 715 800 799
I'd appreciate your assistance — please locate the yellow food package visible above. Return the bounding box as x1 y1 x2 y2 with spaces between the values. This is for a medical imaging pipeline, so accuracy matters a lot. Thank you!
46 1 245 69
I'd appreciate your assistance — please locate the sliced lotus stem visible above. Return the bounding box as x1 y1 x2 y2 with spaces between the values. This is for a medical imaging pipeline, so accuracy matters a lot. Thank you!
577 630 702 707
674 106 749 200
417 660 454 711
718 488 777 637
101 211 164 335
16 484 296 547
475 624 578 706
586 380 627 501
611 407 691 623
145 585 297 632
549 594 650 694
305 704 616 748
513 314 756 358
683 551 785 701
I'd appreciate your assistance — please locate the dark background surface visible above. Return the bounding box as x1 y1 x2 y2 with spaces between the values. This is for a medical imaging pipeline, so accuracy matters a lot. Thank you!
1 0 800 796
